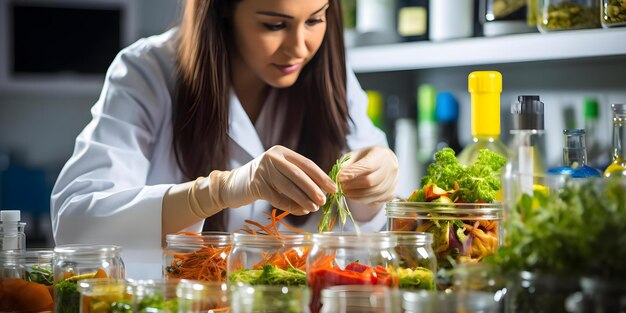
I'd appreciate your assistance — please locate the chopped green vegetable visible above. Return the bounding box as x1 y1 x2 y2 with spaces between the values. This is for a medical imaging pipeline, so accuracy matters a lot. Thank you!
319 154 359 233
229 265 306 286
25 265 54 286
111 300 133 313
420 148 506 203
137 294 179 313
55 280 79 313
398 267 436 290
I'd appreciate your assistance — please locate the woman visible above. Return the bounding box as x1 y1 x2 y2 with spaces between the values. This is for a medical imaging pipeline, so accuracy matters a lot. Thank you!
51 0 398 278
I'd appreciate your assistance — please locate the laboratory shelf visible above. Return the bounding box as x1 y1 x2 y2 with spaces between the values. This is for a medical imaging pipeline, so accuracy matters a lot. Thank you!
347 27 626 73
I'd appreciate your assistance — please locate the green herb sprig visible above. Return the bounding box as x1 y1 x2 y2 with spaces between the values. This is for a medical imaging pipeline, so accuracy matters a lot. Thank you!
318 154 359 233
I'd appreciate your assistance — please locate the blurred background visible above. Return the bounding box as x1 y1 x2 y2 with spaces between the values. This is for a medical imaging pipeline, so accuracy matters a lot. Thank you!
0 0 624 248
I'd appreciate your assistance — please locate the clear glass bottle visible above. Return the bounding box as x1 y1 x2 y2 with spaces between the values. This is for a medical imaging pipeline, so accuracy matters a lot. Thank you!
163 232 232 282
228 233 311 286
53 244 125 313
78 278 130 313
601 0 626 27
604 104 626 177
177 280 229 313
538 0 600 32
307 233 399 313
0 249 55 312
381 231 436 291
0 210 26 251
320 285 396 313
458 71 508 167
548 129 602 178
503 95 546 212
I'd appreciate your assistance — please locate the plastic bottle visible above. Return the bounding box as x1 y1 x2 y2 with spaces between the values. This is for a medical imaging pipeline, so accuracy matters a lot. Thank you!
604 103 626 178
584 98 609 170
457 71 508 166
435 92 462 153
503 95 546 207
417 85 438 168
0 210 25 251
548 129 601 178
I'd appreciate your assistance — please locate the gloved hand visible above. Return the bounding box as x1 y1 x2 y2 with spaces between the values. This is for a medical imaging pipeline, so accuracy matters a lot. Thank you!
198 145 337 216
337 146 398 205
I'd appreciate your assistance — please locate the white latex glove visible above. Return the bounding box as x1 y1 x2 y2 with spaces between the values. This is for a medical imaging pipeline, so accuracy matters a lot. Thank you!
337 146 398 205
199 145 337 215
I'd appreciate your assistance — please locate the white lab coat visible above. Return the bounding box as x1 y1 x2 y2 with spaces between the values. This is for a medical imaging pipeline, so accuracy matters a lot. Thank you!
51 29 388 279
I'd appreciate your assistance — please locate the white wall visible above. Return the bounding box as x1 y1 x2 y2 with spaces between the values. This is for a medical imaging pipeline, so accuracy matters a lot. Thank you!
0 0 182 176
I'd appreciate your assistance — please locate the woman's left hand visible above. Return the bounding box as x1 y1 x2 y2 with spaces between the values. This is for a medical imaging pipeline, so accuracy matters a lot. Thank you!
337 146 398 205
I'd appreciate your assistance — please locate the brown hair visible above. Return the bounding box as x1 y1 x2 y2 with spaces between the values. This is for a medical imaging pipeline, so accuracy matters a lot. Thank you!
173 0 349 230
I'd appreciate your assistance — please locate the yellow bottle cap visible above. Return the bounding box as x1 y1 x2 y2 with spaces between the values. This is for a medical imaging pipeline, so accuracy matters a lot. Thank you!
468 71 502 136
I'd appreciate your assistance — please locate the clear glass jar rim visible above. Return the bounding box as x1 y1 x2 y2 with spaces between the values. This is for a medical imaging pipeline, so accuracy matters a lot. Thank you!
378 231 433 244
312 232 396 247
233 232 312 246
386 201 503 220
25 248 54 260
54 244 122 256
166 231 232 245
77 278 128 294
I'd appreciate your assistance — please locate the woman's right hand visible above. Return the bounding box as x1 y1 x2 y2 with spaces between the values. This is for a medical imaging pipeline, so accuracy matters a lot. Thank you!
202 146 337 215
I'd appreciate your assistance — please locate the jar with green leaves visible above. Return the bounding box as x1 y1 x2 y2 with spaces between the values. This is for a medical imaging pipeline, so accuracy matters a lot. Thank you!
538 0 600 31
602 0 626 27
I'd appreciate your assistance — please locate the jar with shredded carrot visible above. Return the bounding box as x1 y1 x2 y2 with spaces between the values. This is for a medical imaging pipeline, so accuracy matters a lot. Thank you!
228 232 311 286
163 232 232 282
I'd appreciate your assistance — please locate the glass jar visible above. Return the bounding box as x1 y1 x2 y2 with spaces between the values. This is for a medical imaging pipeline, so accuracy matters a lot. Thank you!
482 0 537 36
230 284 310 313
130 279 180 312
307 233 399 313
381 231 436 291
0 249 55 312
0 210 26 251
164 232 232 282
602 0 626 27
505 271 579 313
320 285 397 313
387 202 503 273
54 244 125 313
538 0 600 32
177 280 229 313
77 278 130 313
401 290 501 313
228 233 311 286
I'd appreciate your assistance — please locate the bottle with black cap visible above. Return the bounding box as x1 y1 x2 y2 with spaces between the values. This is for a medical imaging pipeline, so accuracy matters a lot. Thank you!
503 95 546 214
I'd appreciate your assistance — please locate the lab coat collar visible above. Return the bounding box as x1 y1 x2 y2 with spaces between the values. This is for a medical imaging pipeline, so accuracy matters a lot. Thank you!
228 90 265 159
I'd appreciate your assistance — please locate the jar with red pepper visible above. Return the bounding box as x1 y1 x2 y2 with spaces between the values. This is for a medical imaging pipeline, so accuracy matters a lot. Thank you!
307 233 399 313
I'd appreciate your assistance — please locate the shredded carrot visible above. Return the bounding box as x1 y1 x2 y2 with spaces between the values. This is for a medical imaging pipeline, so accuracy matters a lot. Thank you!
164 235 232 282
241 209 310 270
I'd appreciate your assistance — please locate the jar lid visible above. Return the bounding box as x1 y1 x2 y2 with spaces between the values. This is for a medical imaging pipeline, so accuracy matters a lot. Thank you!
166 231 232 246
312 232 396 248
386 201 503 220
131 279 180 297
612 103 626 115
233 232 312 247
